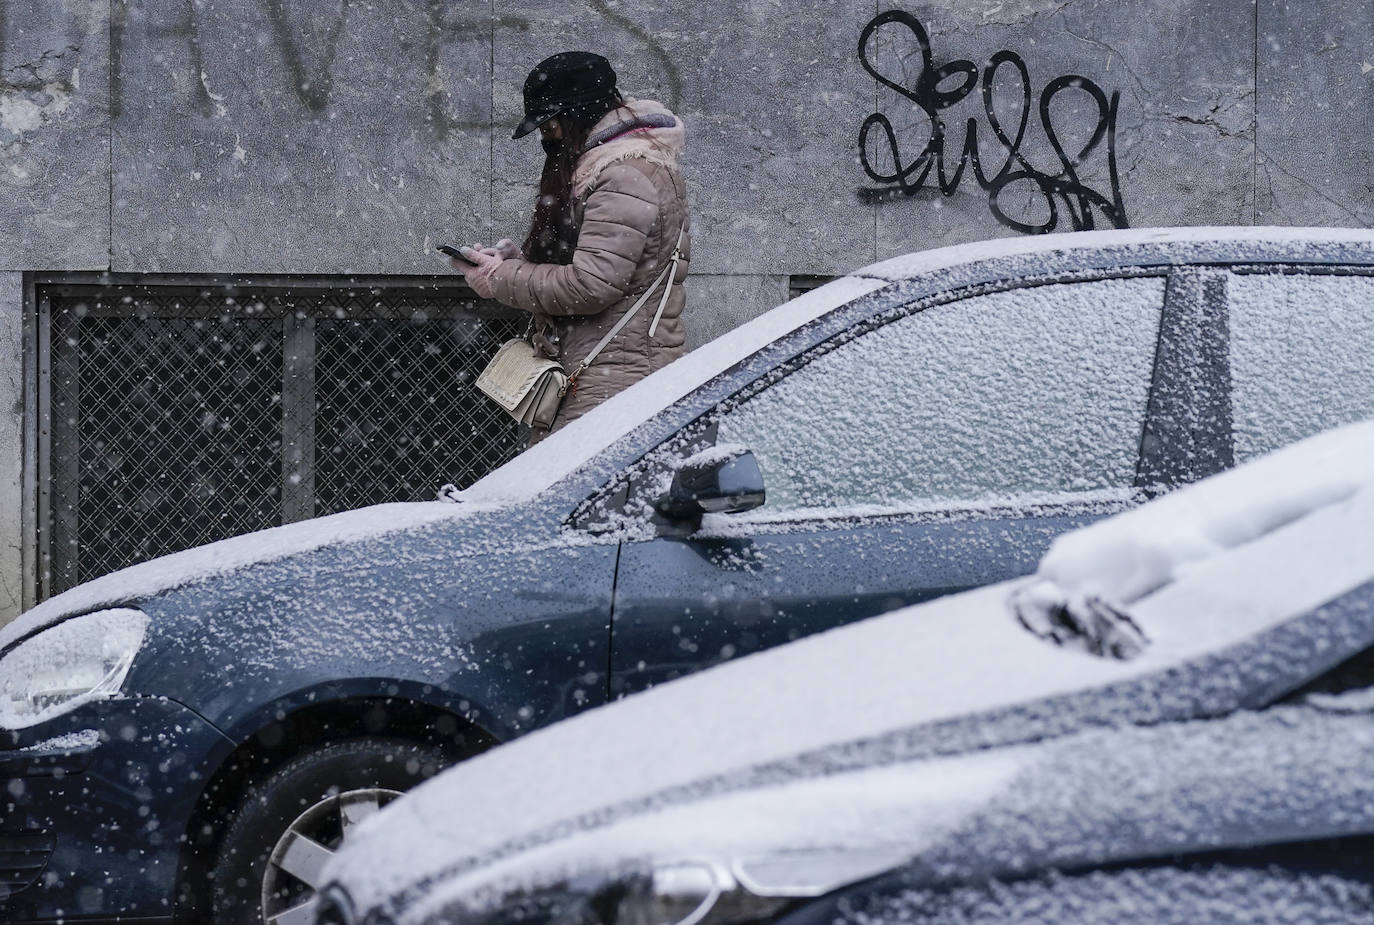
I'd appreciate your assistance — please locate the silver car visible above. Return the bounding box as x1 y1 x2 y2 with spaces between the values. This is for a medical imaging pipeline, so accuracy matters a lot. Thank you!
316 415 1374 925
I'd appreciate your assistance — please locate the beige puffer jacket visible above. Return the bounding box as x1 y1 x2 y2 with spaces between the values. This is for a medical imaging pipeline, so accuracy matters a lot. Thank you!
488 99 690 432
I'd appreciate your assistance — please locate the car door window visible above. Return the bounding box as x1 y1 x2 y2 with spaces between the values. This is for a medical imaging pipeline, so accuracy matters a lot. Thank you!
714 277 1165 516
1229 271 1374 464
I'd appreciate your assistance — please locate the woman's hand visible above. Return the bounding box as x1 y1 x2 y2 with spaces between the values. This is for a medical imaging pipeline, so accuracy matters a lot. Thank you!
481 238 521 260
455 248 504 299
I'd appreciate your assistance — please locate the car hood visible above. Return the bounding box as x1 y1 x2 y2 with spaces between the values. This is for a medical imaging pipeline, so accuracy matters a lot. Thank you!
0 499 507 650
325 420 1374 920
394 690 1374 925
395 742 1031 925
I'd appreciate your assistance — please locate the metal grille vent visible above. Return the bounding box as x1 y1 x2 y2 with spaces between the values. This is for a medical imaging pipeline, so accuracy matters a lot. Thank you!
0 827 56 899
40 282 522 597
68 314 283 584
314 313 521 516
788 275 837 300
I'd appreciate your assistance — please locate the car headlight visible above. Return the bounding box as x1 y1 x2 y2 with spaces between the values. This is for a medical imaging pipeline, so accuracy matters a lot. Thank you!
434 848 914 925
616 861 781 925
615 849 913 925
0 608 150 729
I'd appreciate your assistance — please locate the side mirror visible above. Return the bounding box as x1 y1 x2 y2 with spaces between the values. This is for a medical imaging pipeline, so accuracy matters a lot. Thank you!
658 445 766 521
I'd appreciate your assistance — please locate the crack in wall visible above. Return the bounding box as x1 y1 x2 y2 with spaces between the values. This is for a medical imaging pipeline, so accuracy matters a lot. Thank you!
0 44 80 147
1166 93 1256 140
0 44 78 87
1255 142 1368 223
1170 112 1240 138
1061 26 1148 97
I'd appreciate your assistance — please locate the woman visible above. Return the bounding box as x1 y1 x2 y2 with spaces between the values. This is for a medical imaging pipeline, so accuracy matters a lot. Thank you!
457 51 691 434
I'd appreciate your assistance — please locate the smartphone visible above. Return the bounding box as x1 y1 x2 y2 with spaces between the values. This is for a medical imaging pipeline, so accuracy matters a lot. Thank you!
437 243 479 265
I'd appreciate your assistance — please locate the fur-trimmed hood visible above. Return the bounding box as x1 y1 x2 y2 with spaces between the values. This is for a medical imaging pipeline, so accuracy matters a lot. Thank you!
573 99 684 198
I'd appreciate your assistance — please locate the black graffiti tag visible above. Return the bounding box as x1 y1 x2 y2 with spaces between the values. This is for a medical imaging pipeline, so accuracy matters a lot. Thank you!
857 10 1128 234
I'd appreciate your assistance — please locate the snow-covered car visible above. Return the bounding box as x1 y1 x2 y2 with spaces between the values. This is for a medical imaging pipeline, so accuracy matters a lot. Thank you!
317 419 1374 925
5 227 1374 925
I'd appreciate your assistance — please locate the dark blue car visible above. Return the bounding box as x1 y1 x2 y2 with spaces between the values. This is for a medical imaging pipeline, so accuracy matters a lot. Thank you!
5 227 1374 925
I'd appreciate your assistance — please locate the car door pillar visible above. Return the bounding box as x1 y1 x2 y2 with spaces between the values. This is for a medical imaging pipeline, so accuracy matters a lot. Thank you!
1135 266 1234 489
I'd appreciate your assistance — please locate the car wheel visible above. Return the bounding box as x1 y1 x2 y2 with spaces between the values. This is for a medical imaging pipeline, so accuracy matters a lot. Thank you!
211 737 449 925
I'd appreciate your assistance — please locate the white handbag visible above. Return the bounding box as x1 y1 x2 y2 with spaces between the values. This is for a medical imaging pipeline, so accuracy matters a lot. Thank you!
476 226 685 431
474 338 570 430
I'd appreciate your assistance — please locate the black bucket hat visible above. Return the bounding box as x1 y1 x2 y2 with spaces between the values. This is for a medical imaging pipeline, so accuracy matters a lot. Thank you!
513 51 618 139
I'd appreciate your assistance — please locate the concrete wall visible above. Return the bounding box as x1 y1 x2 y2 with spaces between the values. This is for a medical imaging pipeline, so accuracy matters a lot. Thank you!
0 0 1371 621
10 0 1372 279
0 0 109 271
0 274 21 621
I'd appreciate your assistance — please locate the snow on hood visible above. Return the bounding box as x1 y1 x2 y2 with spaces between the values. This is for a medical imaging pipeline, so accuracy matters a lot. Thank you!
0 500 498 650
1016 418 1374 646
326 419 1374 913
401 699 1374 925
402 747 1030 924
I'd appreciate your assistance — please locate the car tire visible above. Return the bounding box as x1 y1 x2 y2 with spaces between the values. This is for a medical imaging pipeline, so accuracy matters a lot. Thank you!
210 737 450 925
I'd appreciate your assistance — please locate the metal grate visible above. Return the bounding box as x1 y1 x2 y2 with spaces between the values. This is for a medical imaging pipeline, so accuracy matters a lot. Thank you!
0 827 56 898
65 313 283 586
41 282 523 597
314 311 522 516
788 275 837 300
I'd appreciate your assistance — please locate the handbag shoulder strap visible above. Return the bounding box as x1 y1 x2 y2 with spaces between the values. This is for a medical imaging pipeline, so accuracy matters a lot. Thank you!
573 224 685 382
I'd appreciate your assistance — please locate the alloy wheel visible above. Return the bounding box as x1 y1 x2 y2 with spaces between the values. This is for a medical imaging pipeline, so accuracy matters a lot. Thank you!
260 787 402 925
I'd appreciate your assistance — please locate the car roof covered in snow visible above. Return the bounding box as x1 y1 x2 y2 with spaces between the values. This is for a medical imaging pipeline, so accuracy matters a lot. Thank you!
859 224 1374 282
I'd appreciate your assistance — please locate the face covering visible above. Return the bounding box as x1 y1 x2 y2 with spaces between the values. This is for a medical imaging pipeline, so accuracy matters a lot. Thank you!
541 136 569 158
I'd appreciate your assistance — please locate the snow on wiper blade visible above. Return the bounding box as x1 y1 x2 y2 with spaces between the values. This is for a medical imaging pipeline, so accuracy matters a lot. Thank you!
1004 420 1374 662
1010 583 1150 661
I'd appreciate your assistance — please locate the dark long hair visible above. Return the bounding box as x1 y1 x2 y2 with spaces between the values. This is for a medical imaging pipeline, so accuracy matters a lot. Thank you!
522 91 624 264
